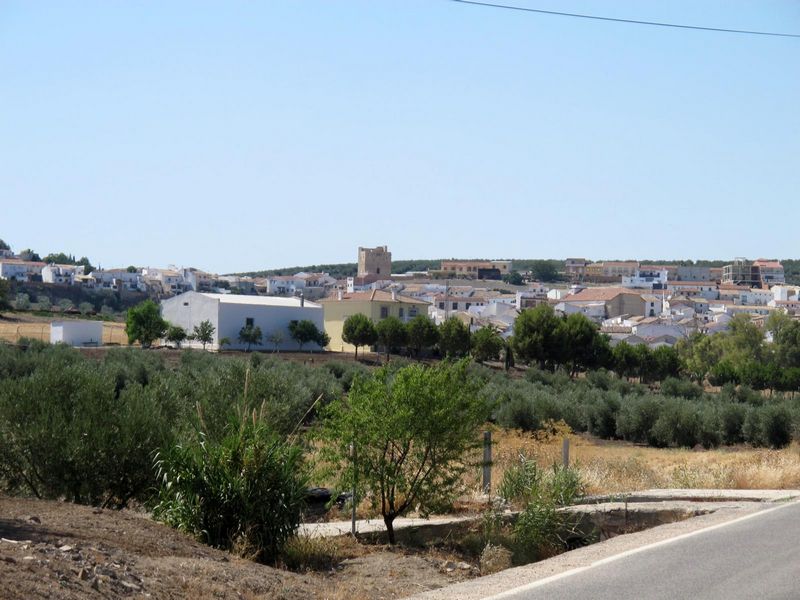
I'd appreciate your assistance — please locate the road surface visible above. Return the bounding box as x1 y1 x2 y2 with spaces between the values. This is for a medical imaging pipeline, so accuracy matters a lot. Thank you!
496 501 800 600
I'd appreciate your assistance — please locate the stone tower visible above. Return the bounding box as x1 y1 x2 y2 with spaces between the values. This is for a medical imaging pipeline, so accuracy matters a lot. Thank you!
357 246 392 278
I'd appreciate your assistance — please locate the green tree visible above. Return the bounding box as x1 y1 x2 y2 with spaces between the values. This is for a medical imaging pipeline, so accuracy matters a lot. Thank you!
166 325 187 348
471 326 504 363
406 315 439 358
267 330 284 353
0 279 9 314
78 301 94 315
612 341 639 379
14 293 31 311
18 249 41 262
0 239 9 251
772 319 800 370
76 256 95 274
375 316 407 361
288 319 327 352
502 271 524 286
43 252 75 265
126 265 138 273
438 317 471 358
238 324 263 352
319 361 488 544
511 304 562 369
558 313 608 376
528 260 560 282
651 346 681 381
125 300 168 348
341 313 378 360
192 319 215 350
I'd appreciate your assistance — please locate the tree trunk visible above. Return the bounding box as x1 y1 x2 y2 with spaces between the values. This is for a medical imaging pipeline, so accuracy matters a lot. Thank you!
384 514 396 545
354 345 358 361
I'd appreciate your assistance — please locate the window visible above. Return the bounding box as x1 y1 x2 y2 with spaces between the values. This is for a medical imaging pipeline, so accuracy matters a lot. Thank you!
399 307 405 318
377 267 381 274
439 302 445 310
452 302 458 310
183 302 189 306
380 306 389 319
245 317 254 327
409 307 418 317
465 303 471 309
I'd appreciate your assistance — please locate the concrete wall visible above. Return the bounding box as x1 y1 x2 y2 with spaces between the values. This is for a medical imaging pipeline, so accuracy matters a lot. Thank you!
161 292 220 348
50 320 104 346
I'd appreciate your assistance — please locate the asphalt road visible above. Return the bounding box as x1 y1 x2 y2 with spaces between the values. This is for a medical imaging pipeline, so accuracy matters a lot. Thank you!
497 501 800 600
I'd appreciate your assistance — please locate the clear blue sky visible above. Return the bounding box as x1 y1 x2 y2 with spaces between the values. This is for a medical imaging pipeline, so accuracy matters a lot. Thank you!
2 1 798 274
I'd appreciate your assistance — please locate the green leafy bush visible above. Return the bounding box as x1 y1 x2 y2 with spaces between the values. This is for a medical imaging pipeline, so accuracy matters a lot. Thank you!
153 422 307 563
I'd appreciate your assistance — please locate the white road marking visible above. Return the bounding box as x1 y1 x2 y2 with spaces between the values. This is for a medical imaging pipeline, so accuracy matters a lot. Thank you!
485 499 800 600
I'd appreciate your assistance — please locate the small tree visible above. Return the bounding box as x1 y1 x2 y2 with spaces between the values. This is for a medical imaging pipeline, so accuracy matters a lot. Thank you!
78 301 94 316
438 317 471 358
238 324 263 352
58 299 74 312
125 300 168 348
320 361 488 544
471 326 504 364
14 293 31 311
267 331 284 353
37 296 52 311
406 315 439 358
288 319 326 352
342 313 378 360
192 319 215 350
0 279 9 315
375 316 407 361
511 304 562 369
166 325 188 348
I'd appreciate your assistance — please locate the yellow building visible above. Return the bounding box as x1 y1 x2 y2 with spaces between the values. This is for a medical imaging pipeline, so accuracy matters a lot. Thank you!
320 289 430 353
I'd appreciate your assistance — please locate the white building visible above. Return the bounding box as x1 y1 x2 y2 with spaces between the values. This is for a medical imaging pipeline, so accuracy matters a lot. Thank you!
161 291 325 352
0 259 45 281
622 269 668 289
50 320 103 346
42 263 85 285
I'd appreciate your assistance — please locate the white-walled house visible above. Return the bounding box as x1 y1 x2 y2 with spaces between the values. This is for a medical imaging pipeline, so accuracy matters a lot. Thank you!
50 320 103 346
42 263 85 285
161 291 325 352
0 259 45 281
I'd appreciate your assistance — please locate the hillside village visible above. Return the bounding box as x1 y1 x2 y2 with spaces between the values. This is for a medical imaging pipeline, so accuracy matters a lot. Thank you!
2 240 799 353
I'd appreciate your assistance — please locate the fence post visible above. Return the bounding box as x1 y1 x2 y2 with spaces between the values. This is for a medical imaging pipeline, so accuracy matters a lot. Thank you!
482 430 492 495
350 442 357 536
562 437 570 468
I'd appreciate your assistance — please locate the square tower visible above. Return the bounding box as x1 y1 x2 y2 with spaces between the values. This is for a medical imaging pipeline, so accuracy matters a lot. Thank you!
357 246 392 277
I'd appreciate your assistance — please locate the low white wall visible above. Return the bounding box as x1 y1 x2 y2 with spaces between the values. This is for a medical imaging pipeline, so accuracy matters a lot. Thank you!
50 320 104 346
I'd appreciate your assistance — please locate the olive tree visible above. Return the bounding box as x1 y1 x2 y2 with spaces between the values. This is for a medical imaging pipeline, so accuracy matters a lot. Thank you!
320 360 488 544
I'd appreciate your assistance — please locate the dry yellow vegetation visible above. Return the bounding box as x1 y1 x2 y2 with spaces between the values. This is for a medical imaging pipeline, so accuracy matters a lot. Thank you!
479 425 800 495
0 317 128 345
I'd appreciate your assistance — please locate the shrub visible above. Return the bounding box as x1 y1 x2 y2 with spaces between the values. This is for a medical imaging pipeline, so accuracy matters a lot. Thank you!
719 402 746 445
650 399 701 448
153 422 307 563
616 395 662 444
0 360 171 506
498 455 542 505
760 404 793 449
661 377 704 400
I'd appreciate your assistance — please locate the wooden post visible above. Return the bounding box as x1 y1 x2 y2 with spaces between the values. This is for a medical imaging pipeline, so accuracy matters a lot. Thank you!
350 442 357 536
562 437 570 468
482 430 492 495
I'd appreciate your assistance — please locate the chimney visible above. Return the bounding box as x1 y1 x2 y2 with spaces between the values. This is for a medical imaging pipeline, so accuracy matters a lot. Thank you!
391 289 397 301
337 289 343 301
300 293 305 307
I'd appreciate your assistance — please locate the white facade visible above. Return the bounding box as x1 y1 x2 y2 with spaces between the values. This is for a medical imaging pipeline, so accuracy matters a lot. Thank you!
0 260 44 281
161 291 325 351
50 320 103 346
42 264 85 285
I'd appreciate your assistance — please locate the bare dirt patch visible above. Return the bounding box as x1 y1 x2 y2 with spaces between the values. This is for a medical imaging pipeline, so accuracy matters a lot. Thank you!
0 496 475 600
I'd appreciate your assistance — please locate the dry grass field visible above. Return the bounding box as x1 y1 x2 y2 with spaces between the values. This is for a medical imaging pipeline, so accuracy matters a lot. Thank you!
0 317 128 345
478 425 800 496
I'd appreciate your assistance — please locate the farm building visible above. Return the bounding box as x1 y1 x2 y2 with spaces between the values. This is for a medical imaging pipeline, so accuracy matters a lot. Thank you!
160 292 325 351
50 320 104 347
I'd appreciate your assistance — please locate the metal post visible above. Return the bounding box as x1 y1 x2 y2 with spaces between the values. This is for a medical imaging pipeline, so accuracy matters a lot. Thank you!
562 437 570 468
482 431 492 495
350 442 357 536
